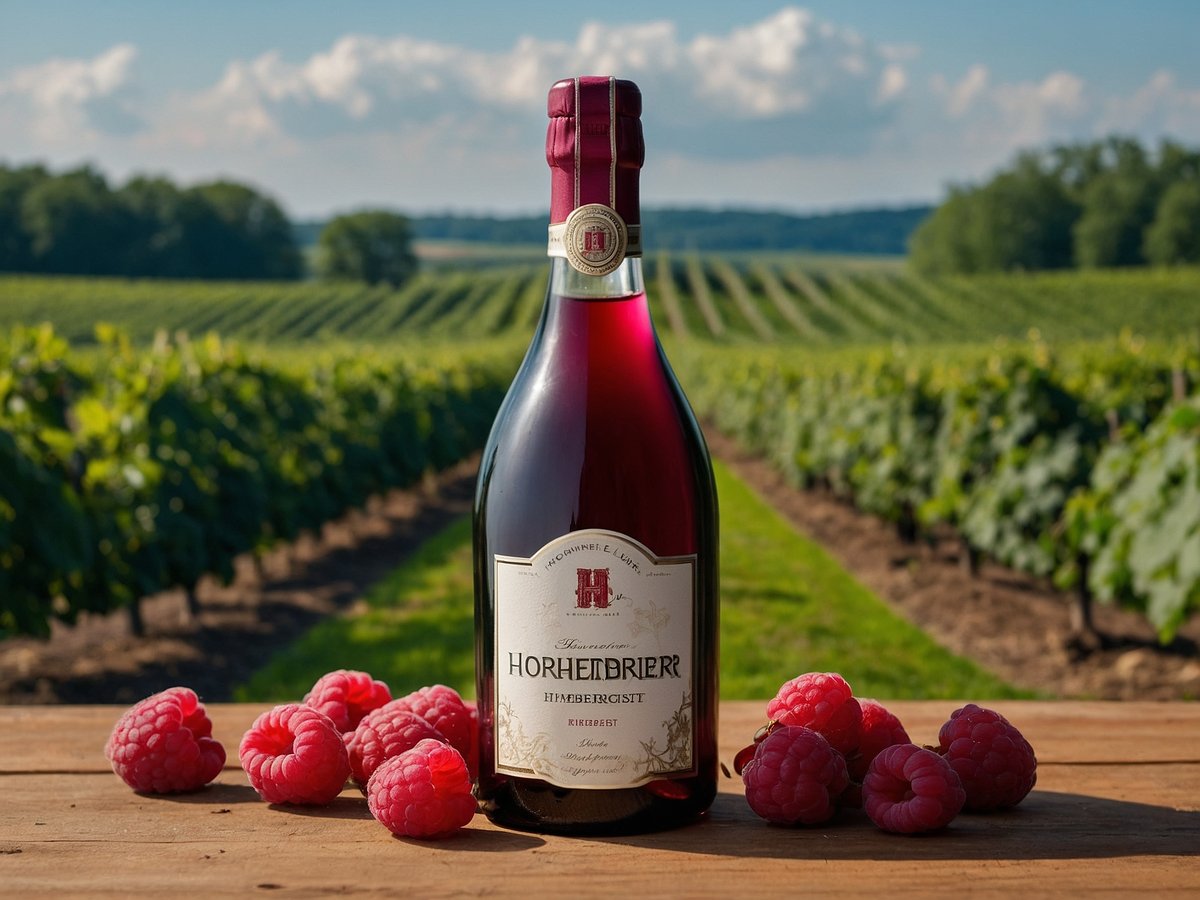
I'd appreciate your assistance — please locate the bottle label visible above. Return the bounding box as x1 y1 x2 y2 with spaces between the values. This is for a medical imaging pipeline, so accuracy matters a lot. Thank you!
547 203 641 274
493 530 696 789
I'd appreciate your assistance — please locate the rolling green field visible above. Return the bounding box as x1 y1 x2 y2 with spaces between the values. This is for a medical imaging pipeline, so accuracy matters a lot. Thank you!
2 258 1197 346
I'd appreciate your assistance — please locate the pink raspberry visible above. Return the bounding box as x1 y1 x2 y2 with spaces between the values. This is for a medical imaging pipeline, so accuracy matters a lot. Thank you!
105 687 226 793
937 704 1037 810
367 739 477 839
864 743 965 834
742 726 849 826
303 669 392 734
346 699 447 788
239 704 351 805
389 685 477 777
847 699 911 783
766 672 862 755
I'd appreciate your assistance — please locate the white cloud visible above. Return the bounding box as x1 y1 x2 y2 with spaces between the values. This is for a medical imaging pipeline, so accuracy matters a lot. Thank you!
1098 69 1200 142
992 71 1088 141
941 64 989 117
2 8 1199 216
877 64 907 103
927 66 1093 155
147 7 902 162
0 43 142 141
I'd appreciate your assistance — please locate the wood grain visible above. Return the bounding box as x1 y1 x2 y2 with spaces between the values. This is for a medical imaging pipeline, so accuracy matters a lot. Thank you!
1 702 1197 898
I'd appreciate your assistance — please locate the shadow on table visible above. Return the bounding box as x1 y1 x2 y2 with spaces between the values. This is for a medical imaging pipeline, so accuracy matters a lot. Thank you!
596 790 1200 861
151 779 545 851
150 781 263 806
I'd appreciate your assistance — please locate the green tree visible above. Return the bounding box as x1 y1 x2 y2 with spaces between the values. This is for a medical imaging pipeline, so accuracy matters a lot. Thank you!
19 166 131 274
0 164 50 272
117 176 193 277
186 181 302 280
317 210 417 287
1144 180 1200 265
914 137 1200 274
911 154 1077 275
1072 138 1159 268
909 187 978 275
967 153 1077 271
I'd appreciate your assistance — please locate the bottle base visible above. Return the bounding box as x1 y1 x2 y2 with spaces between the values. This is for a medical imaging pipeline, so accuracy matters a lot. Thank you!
478 778 716 836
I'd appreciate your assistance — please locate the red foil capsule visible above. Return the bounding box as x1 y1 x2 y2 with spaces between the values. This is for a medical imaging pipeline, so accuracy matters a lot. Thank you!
546 76 644 274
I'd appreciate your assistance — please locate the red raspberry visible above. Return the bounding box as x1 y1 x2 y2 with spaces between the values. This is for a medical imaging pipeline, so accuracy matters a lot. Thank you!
367 739 477 839
346 699 447 788
847 699 911 783
239 704 351 805
863 743 965 834
303 669 392 734
389 685 477 777
937 704 1037 810
105 687 225 793
766 672 862 755
742 726 849 826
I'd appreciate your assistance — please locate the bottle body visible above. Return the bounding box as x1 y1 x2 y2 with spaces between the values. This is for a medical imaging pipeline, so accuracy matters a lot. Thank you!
473 257 718 834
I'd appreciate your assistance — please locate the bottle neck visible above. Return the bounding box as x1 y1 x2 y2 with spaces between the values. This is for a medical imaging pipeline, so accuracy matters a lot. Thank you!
538 255 655 361
548 256 644 300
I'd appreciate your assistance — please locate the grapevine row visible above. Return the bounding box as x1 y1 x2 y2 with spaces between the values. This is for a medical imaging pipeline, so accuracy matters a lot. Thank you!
0 324 518 638
674 338 1200 642
3 262 1198 346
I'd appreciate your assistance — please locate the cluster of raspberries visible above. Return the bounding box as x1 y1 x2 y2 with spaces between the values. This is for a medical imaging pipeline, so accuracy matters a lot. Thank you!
736 672 1037 834
104 671 478 840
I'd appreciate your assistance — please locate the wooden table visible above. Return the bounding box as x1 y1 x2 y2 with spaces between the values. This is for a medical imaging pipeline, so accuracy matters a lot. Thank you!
2 701 1197 897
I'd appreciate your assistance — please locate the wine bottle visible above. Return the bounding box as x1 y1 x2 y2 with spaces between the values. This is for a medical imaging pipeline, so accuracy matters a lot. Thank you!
473 76 719 834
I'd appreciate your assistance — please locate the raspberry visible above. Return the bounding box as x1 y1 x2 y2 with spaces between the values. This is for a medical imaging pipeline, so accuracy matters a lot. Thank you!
741 726 849 826
766 672 862 755
105 687 225 793
303 669 392 734
847 699 911 783
239 704 351 805
863 743 965 834
937 704 1037 810
389 685 477 777
346 699 447 788
367 739 477 839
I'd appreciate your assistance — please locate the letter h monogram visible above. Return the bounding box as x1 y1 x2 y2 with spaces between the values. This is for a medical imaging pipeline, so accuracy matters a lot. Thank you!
575 568 611 609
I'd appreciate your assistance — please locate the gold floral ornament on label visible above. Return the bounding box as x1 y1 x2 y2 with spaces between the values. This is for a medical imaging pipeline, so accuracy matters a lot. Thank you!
561 203 628 276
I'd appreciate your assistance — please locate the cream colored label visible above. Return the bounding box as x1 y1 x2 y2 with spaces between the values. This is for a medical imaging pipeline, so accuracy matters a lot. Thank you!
551 203 630 275
493 530 696 788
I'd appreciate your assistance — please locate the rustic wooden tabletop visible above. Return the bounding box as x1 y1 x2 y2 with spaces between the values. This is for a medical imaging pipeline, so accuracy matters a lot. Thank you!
1 701 1197 897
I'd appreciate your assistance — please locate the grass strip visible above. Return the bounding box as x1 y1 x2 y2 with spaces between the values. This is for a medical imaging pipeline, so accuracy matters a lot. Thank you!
236 462 1028 701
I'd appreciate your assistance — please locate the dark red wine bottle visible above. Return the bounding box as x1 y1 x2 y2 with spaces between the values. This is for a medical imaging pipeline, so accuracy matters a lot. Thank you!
473 76 719 834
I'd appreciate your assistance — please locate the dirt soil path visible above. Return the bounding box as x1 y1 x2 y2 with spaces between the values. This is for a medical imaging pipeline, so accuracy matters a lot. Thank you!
1 438 1197 705
0 459 478 705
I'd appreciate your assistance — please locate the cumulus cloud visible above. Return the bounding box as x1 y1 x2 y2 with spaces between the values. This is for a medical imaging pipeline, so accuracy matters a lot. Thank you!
156 7 904 160
2 7 1199 215
0 43 143 141
928 65 1094 155
1098 69 1200 142
941 64 989 118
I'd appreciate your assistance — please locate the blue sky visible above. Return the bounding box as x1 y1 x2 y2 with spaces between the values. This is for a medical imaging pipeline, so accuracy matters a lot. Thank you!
2 1 1198 216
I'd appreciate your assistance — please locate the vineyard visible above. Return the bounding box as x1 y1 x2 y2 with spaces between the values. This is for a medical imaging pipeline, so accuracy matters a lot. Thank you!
0 324 513 637
2 259 1198 345
1 257 1199 653
674 338 1200 642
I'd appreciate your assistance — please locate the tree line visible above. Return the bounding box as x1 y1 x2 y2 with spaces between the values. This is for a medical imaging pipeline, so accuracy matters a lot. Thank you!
0 163 420 286
0 164 303 280
910 137 1200 275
